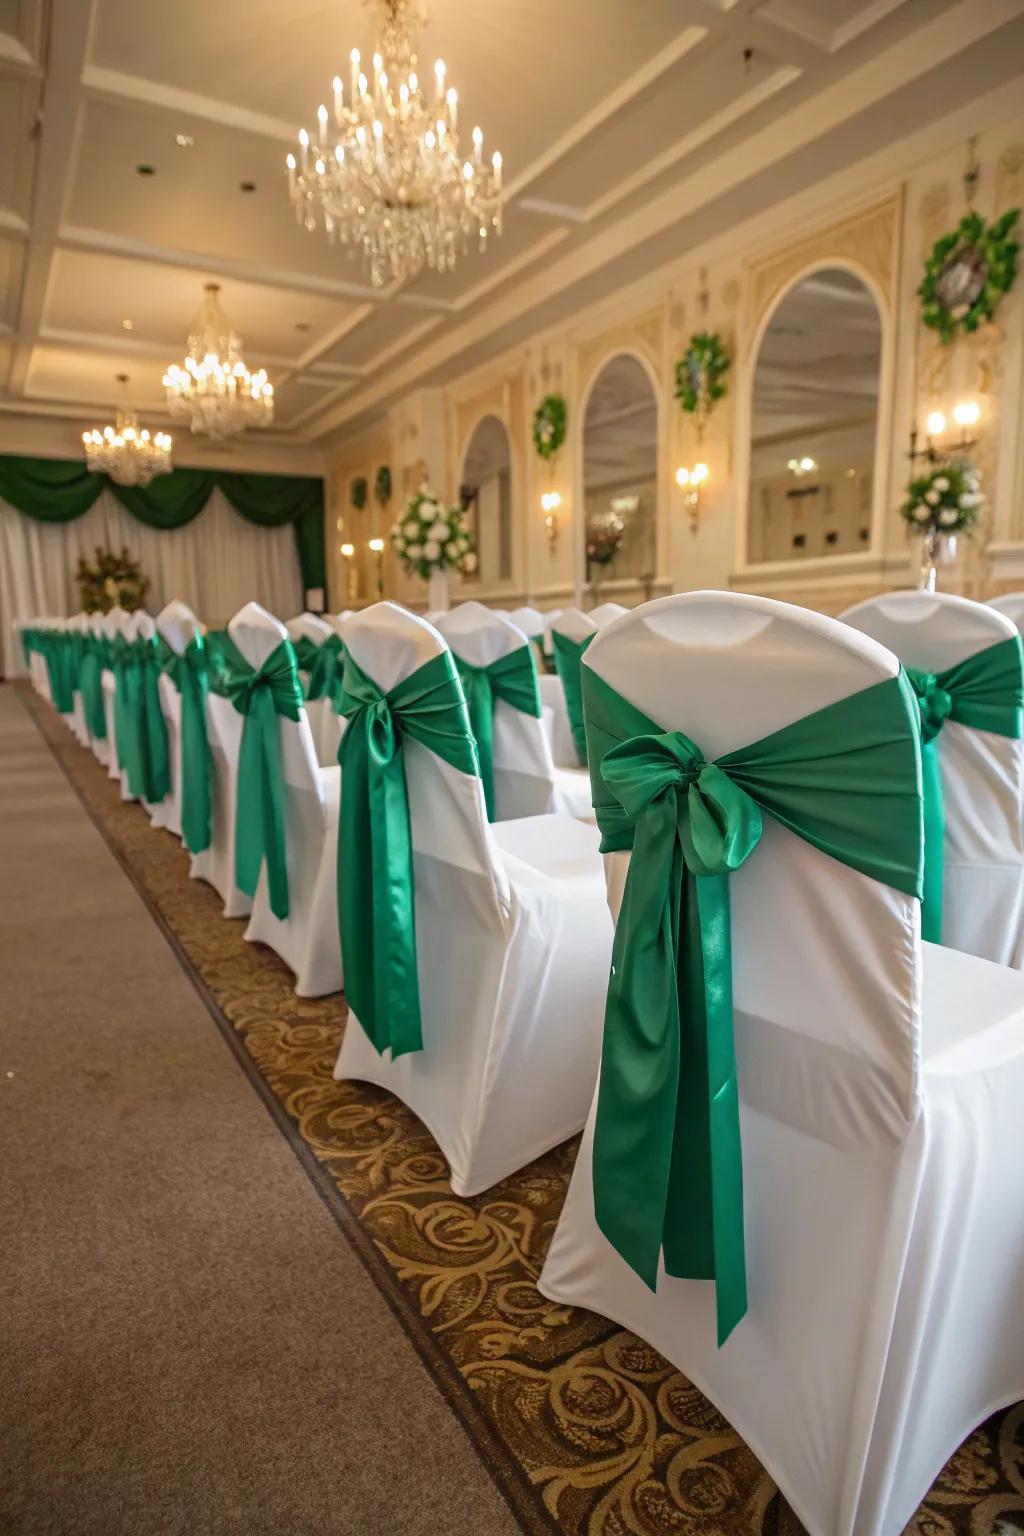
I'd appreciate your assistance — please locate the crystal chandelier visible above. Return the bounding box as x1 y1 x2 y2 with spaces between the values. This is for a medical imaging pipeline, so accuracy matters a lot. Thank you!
82 374 173 487
163 283 274 440
287 0 503 288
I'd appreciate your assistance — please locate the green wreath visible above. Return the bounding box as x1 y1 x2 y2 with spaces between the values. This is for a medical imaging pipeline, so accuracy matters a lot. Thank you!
350 475 368 511
532 395 567 460
919 207 1020 344
674 331 729 415
375 464 392 507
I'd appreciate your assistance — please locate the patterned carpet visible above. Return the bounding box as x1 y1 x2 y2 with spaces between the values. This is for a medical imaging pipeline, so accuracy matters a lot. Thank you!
22 682 1024 1536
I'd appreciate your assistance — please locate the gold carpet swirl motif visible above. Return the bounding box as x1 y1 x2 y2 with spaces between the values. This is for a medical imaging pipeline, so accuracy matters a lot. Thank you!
24 684 1023 1536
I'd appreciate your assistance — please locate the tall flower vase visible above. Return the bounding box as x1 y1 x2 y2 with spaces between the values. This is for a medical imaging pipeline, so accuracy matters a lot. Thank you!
917 528 958 592
428 567 451 613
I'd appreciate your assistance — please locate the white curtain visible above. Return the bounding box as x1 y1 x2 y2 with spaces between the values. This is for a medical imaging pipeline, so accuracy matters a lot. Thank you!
0 488 304 677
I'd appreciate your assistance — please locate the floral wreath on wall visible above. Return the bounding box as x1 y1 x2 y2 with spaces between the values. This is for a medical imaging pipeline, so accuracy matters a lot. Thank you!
674 331 729 416
919 207 1020 344
389 486 477 581
350 475 369 511
375 464 392 507
532 394 567 460
901 461 985 538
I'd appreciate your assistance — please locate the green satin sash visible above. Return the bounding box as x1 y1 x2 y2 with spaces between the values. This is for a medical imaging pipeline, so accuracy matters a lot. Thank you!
453 644 542 821
338 649 479 1058
904 635 1023 943
292 633 322 675
552 630 595 766
42 631 76 713
585 664 924 1345
120 636 171 803
305 632 346 711
222 638 304 919
205 629 248 697
161 633 212 855
110 634 136 770
79 635 108 740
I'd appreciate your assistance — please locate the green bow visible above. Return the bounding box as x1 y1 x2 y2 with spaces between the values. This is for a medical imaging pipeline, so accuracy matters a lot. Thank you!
305 632 346 710
221 638 304 919
551 630 595 766
904 635 1023 943
117 636 171 803
338 649 479 1058
161 633 213 855
78 635 108 740
585 664 923 1345
452 644 542 820
291 633 322 675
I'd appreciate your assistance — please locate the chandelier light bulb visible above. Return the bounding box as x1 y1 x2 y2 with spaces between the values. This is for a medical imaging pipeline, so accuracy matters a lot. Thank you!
163 283 273 440
84 374 173 486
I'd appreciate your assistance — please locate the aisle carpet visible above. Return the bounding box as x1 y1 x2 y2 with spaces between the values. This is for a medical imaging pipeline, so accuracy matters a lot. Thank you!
16 681 1024 1536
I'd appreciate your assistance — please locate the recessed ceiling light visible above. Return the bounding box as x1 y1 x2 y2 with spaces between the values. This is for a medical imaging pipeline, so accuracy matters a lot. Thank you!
122 319 134 331
295 322 311 332
239 180 257 193
135 163 155 176
175 133 194 148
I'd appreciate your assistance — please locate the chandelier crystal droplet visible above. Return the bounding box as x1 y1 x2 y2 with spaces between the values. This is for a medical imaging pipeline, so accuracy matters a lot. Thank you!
163 283 274 440
83 374 173 487
287 0 503 288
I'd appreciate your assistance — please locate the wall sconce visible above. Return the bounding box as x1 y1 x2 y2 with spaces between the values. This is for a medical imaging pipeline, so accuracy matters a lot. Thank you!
541 490 561 552
340 541 356 603
787 456 817 477
368 536 385 599
911 400 981 465
676 462 708 534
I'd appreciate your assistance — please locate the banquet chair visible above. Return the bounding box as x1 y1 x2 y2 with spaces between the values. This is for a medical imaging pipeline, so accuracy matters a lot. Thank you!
286 610 342 769
333 601 613 1195
28 616 55 701
588 601 629 627
61 614 89 744
989 590 1024 633
100 607 136 794
84 612 112 767
542 607 598 767
508 605 548 673
151 599 205 839
189 679 253 920
843 590 1024 967
539 589 1024 1536
434 602 592 821
229 603 341 996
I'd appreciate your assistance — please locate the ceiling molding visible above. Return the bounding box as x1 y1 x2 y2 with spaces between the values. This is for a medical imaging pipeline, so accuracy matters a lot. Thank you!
81 64 299 143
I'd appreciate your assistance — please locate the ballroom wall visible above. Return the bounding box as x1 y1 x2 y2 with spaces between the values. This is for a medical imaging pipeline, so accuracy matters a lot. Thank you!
325 78 1024 617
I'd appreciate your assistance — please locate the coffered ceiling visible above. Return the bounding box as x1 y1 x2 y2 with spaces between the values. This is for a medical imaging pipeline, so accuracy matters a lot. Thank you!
1 0 1023 464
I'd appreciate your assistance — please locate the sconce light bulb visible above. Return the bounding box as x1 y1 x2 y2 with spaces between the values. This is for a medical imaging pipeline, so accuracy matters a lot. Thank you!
926 411 946 437
675 467 690 487
340 542 355 558
541 491 561 512
368 538 385 553
953 400 980 428
693 462 709 484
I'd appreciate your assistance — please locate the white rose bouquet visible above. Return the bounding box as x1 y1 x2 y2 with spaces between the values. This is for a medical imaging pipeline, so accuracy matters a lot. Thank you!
388 485 478 581
901 461 985 538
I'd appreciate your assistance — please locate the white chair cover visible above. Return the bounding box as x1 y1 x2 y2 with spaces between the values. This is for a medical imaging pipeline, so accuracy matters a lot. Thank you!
989 590 1024 632
433 602 591 822
333 601 613 1195
230 603 341 997
588 601 629 628
508 605 545 639
540 590 1024 1536
288 610 342 770
540 607 597 768
151 599 205 839
189 690 252 920
843 591 1024 967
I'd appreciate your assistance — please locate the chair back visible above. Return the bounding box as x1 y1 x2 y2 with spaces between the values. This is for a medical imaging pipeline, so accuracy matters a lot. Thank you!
286 612 333 647
509 606 544 639
988 591 1024 634
586 590 923 1145
343 602 507 904
157 599 203 656
128 610 157 643
228 602 321 794
549 606 595 645
434 601 555 819
589 601 629 629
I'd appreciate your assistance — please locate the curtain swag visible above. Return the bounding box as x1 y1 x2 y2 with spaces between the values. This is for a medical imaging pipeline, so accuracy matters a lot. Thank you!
0 455 326 594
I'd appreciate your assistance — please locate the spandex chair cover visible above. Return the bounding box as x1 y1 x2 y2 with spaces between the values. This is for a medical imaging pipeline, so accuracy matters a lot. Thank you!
843 591 1024 967
333 601 613 1195
119 609 171 815
541 608 597 768
989 590 1024 634
508 605 547 673
100 607 136 794
83 612 111 766
588 601 630 628
153 599 206 842
226 603 341 997
434 602 591 822
540 590 1024 1536
287 611 342 770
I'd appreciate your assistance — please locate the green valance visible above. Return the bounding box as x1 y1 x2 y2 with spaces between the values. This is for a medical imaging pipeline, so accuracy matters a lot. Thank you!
0 455 326 595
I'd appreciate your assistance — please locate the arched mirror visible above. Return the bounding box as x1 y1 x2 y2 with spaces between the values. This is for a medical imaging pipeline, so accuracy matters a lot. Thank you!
459 415 512 588
747 266 883 564
583 354 658 589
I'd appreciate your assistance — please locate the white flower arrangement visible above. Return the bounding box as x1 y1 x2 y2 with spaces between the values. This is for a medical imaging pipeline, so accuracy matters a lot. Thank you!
389 485 477 581
901 460 985 539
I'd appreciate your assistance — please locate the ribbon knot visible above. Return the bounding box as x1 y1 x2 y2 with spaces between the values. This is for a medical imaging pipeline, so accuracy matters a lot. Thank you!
906 669 953 742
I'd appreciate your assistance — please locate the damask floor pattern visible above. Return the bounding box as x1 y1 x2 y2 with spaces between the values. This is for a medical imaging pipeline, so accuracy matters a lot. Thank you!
22 684 1024 1536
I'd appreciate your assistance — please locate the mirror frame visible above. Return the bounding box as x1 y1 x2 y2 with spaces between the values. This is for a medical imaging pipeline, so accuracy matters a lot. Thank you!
736 253 894 577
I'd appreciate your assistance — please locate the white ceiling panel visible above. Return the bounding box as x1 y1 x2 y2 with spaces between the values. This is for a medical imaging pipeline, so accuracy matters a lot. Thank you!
25 345 171 411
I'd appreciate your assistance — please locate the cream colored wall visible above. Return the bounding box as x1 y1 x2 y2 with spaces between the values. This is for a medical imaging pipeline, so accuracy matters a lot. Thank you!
325 86 1024 616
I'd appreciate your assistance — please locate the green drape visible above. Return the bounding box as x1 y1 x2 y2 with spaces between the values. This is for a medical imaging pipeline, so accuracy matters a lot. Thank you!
903 635 1024 943
161 633 213 855
221 639 305 919
338 650 480 1059
552 630 594 766
0 454 326 594
584 664 924 1345
452 644 542 820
